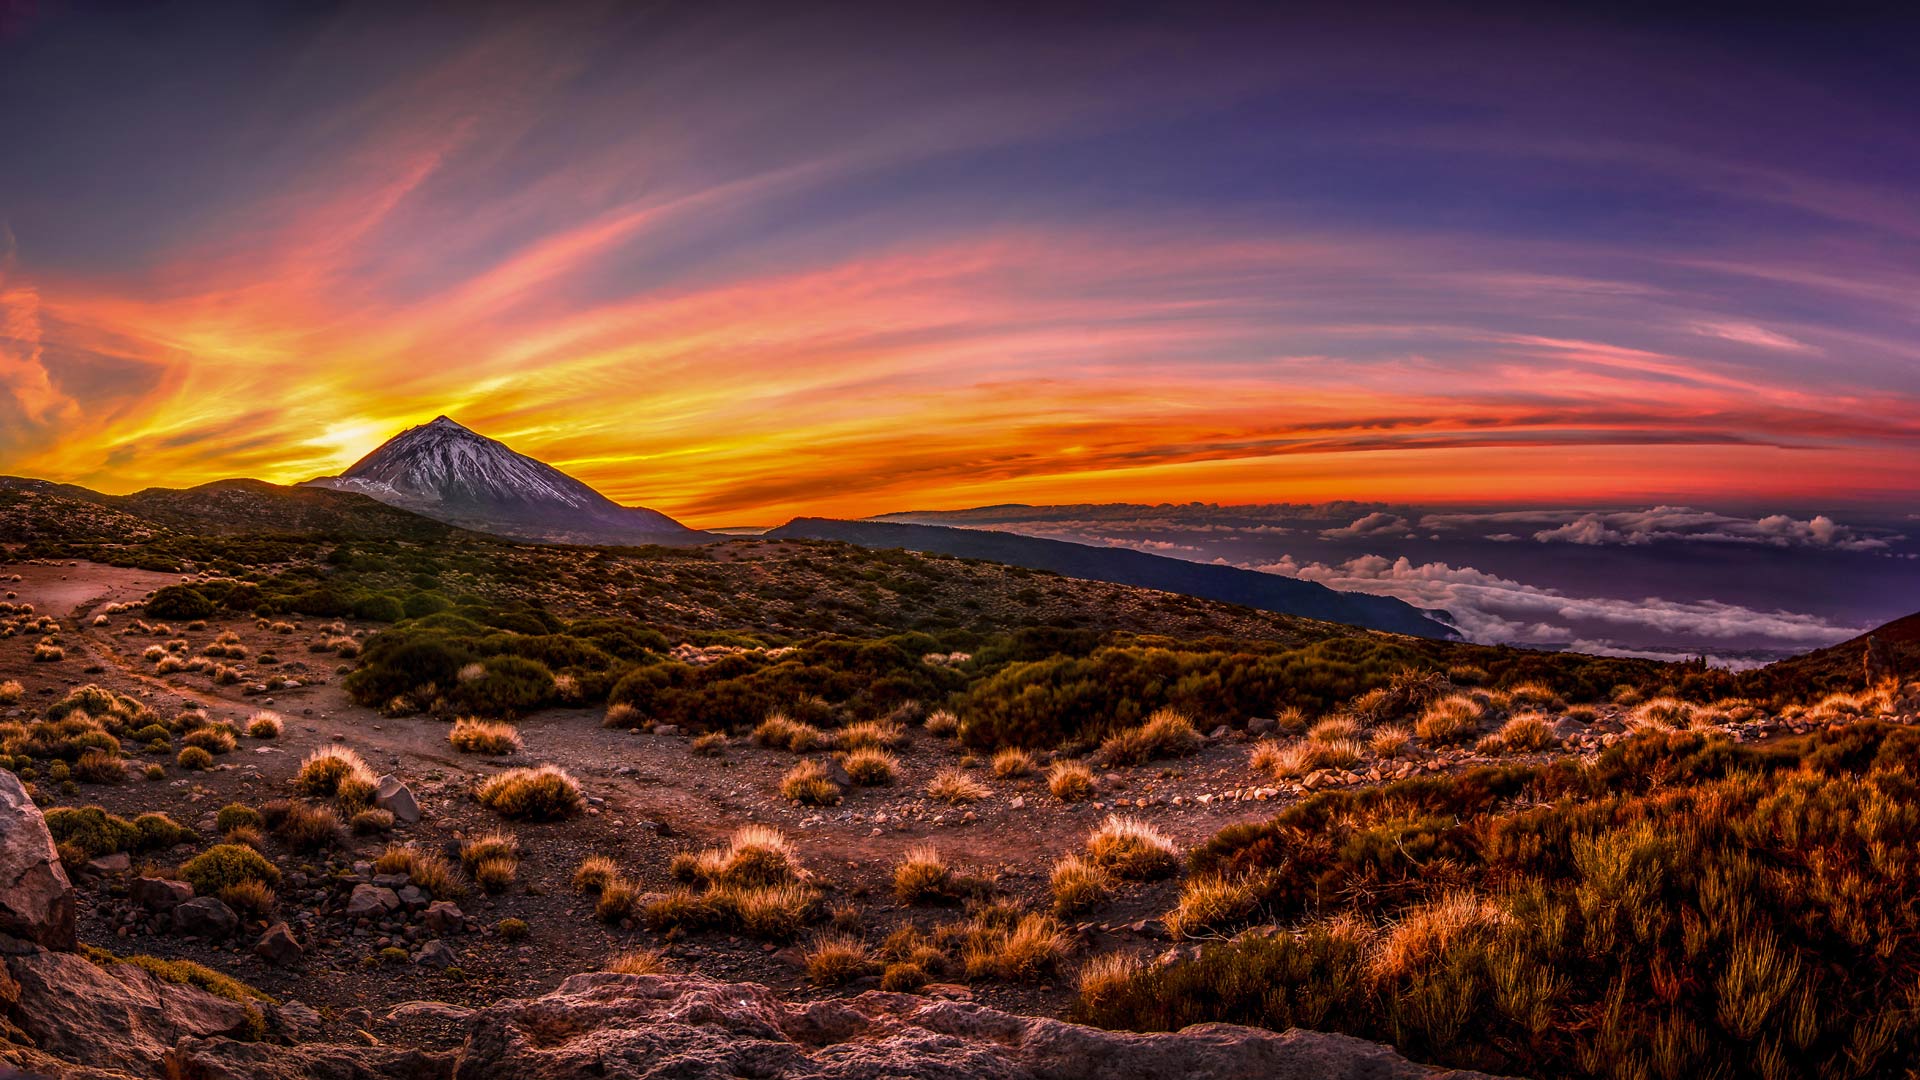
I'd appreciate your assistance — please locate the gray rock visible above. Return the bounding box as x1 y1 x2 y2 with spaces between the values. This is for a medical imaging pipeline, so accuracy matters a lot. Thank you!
423 900 464 934
4 947 257 1075
414 940 456 969
85 851 131 875
1246 716 1278 736
374 774 421 823
0 770 74 949
173 896 240 937
255 921 303 966
131 876 194 912
346 883 401 918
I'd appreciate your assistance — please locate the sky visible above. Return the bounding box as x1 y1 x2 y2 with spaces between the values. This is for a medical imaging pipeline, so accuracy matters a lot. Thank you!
2 2 1918 528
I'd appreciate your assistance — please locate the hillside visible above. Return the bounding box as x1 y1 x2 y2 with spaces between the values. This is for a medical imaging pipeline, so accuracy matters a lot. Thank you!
768 517 1454 639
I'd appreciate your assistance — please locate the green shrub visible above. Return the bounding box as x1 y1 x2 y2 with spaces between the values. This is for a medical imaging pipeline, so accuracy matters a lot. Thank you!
45 806 139 856
146 586 215 620
181 843 281 895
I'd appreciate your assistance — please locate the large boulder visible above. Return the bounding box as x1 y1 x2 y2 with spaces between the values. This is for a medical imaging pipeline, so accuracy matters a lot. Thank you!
0 770 75 950
374 774 421 824
3 948 258 1075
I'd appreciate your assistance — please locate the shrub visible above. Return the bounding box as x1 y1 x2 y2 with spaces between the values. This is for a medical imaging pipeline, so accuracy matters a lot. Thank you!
476 765 583 820
146 586 214 620
837 720 907 750
1476 713 1559 754
573 854 619 894
710 882 821 939
181 725 237 754
274 801 344 851
1099 709 1201 766
839 747 898 786
144 763 166 781
245 712 282 739
1416 694 1486 745
1050 854 1112 916
223 824 268 850
294 747 375 797
32 643 63 662
804 934 872 986
1165 872 1273 939
604 948 665 975
690 731 728 756
73 749 126 784
1086 816 1179 880
780 759 842 806
374 843 462 899
133 812 191 849
46 806 140 856
1630 696 1696 730
181 843 281 894
0 681 20 705
497 917 530 941
755 712 828 752
962 912 1068 983
926 768 988 804
1369 726 1414 758
1047 761 1096 802
219 879 276 919
472 856 517 894
893 844 953 904
924 710 959 737
694 825 807 888
176 746 214 770
449 718 523 756
991 748 1036 778
350 808 395 834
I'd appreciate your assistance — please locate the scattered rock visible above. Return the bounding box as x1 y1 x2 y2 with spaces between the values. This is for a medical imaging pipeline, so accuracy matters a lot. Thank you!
173 896 240 938
414 940 456 969
374 774 421 823
1246 716 1277 736
347 884 402 918
255 922 303 966
85 851 131 875
422 901 464 935
4 947 258 1075
131 875 195 913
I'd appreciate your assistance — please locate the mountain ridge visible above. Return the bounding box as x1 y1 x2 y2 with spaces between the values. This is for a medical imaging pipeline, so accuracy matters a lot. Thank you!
767 516 1457 639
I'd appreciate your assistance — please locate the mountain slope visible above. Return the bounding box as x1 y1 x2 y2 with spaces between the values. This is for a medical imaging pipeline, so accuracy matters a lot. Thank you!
303 416 700 546
1 476 464 542
766 518 1457 638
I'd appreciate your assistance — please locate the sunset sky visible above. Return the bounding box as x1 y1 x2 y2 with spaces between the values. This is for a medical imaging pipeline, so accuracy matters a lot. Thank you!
2 3 1917 526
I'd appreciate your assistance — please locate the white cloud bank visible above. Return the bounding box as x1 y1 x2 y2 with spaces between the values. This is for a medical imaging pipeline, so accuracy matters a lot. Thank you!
1422 506 1897 552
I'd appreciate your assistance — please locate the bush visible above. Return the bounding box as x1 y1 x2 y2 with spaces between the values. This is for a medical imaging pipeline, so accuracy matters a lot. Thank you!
294 747 375 797
755 712 828 752
690 731 728 756
73 749 126 784
1047 761 1096 802
892 844 953 904
146 586 215 620
46 806 138 856
803 934 872 986
1098 708 1201 766
181 725 237 754
839 747 898 785
925 768 987 804
449 718 523 755
1050 854 1112 915
497 918 530 941
1416 694 1487 745
475 765 583 820
1086 816 1179 880
181 843 281 894
245 712 282 739
573 854 619 894
991 748 1036 778
779 759 842 806
133 811 191 849
603 947 663 974
273 801 345 851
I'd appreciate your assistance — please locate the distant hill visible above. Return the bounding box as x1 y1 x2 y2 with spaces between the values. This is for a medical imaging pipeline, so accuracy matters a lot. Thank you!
303 416 703 546
0 475 468 542
765 517 1457 639
1739 610 1920 699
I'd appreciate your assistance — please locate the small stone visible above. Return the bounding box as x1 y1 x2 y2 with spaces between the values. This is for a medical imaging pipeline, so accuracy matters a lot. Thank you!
85 852 131 875
346 884 401 918
422 901 464 934
130 876 193 913
414 940 456 969
373 775 421 823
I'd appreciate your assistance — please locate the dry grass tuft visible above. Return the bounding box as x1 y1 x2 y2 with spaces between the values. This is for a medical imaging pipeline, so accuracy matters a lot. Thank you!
1099 708 1201 766
1086 815 1180 880
893 844 953 904
1416 694 1488 745
925 767 988 804
245 712 282 739
991 748 1036 778
1047 760 1096 802
780 758 842 805
449 717 522 755
803 933 873 986
603 948 666 976
754 712 829 752
838 747 899 786
475 765 583 820
294 746 376 798
573 854 620 894
1050 854 1113 916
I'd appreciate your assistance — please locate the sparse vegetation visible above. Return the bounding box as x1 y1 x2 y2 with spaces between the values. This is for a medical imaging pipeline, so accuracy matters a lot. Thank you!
475 765 583 820
779 758 842 805
1085 815 1179 880
449 717 523 755
1047 760 1096 801
926 767 988 804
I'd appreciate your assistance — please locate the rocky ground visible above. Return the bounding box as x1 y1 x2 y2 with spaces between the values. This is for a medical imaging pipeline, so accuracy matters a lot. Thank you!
3 557 1910 1079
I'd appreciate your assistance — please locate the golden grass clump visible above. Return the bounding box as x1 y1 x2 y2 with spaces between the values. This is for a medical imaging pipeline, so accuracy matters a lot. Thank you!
1098 708 1201 766
1086 815 1180 880
923 710 960 737
925 767 989 804
449 717 523 756
839 747 899 785
603 948 666 976
475 765 583 820
1076 951 1143 1009
962 911 1069 983
1047 760 1096 802
1050 854 1113 916
1165 872 1273 939
754 712 829 752
181 724 237 754
245 711 282 739
1416 694 1488 745
1628 696 1696 730
293 746 376 798
690 731 728 756
374 842 463 899
837 720 907 750
460 830 521 893
0 680 22 706
892 844 953 904
272 800 344 852
803 933 873 986
1309 716 1362 742
1477 713 1560 755
780 758 842 805
1369 726 1414 759
219 879 276 919
596 876 642 924
991 748 1036 778
573 854 620 894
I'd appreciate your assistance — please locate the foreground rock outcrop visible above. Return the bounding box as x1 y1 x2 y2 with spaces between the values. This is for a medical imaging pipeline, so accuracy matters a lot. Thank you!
0 770 74 950
172 972 1497 1080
